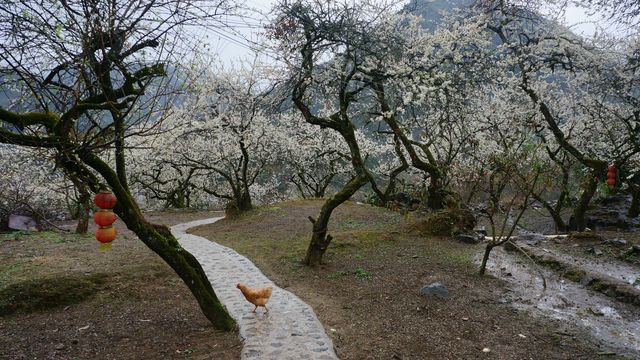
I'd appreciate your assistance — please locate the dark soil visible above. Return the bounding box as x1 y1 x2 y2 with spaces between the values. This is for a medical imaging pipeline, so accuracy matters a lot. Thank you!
190 200 612 360
0 210 241 360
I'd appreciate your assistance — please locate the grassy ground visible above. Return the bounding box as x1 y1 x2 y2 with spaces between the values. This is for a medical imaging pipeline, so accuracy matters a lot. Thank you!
0 210 241 360
190 200 610 360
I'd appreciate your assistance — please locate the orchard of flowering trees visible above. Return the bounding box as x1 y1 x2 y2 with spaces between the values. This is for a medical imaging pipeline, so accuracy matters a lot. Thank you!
1 0 638 329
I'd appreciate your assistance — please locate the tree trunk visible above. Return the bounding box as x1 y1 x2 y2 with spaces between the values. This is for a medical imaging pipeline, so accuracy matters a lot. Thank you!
75 189 90 234
534 194 567 233
237 189 252 212
304 175 368 266
548 209 567 233
629 184 640 218
479 244 494 276
167 189 187 209
427 176 446 210
571 174 599 231
69 175 91 234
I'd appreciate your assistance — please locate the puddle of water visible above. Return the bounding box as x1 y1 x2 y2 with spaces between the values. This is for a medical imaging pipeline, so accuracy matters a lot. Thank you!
480 247 640 357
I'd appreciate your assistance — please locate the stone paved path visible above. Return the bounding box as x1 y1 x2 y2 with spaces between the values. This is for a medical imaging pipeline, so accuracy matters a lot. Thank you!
172 217 338 360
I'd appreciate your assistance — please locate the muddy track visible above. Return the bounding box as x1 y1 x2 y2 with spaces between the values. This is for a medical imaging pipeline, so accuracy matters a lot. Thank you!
480 241 640 357
505 240 640 306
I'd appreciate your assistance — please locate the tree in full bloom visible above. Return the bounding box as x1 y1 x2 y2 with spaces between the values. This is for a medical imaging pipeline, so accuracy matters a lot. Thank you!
0 0 240 330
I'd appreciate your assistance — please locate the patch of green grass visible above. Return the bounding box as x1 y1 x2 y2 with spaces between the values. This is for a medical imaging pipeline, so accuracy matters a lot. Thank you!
0 230 32 242
438 252 473 267
339 219 362 230
0 230 82 244
0 261 34 288
0 273 107 316
181 347 197 354
39 231 69 244
328 270 348 279
354 268 372 280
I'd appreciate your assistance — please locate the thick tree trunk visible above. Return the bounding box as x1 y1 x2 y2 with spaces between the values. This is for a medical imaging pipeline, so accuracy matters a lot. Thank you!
167 189 187 209
304 175 368 266
75 190 90 234
69 174 91 234
427 177 446 210
237 190 252 212
571 174 599 231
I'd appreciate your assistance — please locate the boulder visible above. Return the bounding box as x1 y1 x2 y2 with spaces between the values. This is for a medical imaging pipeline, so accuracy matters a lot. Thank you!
8 214 37 231
419 208 476 236
419 282 450 299
455 233 482 244
603 238 627 246
584 194 640 229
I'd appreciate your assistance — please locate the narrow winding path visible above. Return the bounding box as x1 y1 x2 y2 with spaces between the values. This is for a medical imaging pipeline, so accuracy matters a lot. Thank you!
172 217 338 360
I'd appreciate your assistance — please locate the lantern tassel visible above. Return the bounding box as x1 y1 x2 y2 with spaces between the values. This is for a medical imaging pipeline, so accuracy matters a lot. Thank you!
99 242 113 251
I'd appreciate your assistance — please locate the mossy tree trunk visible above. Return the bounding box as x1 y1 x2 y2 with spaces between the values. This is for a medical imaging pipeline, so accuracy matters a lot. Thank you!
237 189 252 212
305 175 368 266
426 176 446 210
570 173 599 231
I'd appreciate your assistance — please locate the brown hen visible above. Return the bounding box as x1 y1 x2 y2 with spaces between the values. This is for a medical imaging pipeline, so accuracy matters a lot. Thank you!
236 283 273 313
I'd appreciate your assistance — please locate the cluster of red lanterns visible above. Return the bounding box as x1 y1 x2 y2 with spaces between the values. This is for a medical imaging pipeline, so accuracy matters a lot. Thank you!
606 164 617 188
94 189 117 249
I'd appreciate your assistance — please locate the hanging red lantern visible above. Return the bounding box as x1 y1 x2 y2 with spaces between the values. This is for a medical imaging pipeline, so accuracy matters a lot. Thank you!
94 209 117 227
606 164 617 188
94 190 117 209
96 226 117 249
94 189 117 249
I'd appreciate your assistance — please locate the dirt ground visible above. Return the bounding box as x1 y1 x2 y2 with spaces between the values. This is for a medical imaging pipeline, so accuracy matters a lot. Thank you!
0 210 241 360
190 200 620 360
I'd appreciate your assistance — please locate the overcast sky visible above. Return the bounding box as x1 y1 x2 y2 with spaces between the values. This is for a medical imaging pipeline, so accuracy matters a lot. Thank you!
206 0 623 67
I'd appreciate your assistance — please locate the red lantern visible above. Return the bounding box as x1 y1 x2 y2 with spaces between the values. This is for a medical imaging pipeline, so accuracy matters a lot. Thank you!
96 226 116 242
96 226 117 249
94 190 117 209
606 164 617 188
94 209 117 227
94 189 117 249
